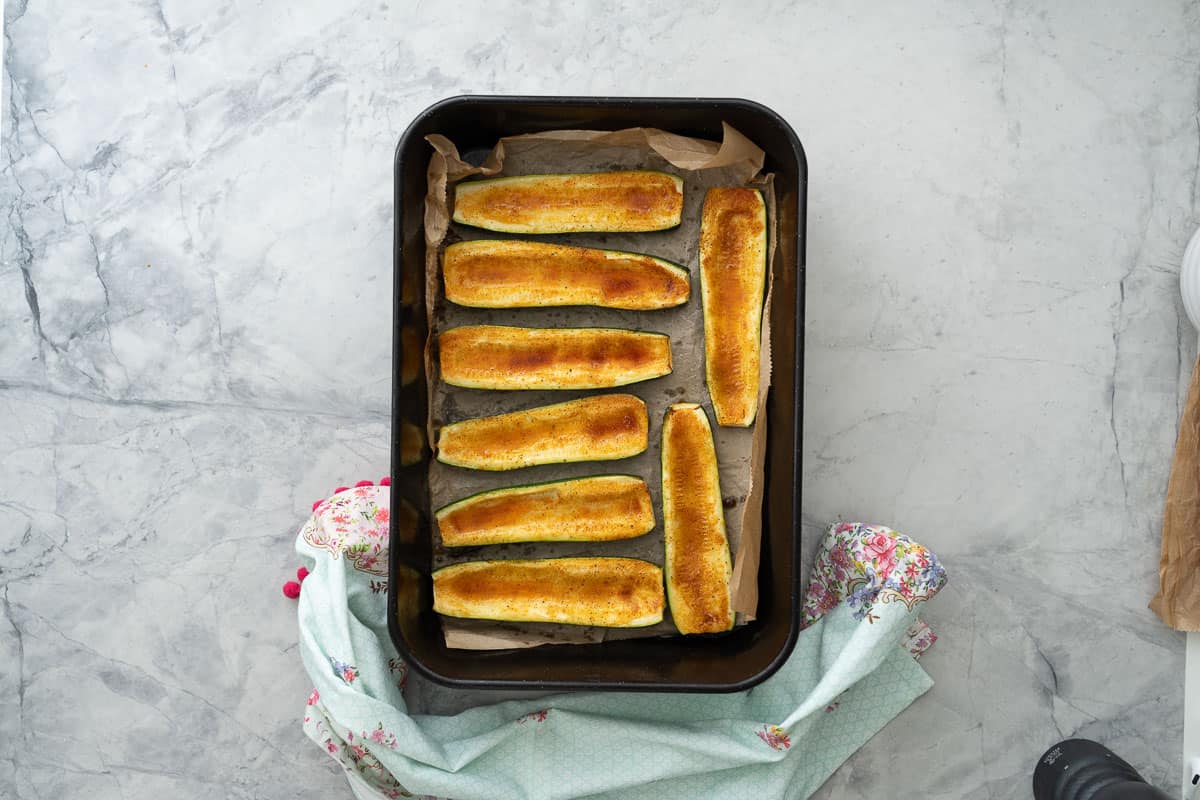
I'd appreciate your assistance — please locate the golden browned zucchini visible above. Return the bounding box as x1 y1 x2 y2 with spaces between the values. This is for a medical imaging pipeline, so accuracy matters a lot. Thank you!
439 325 672 390
452 171 684 234
699 187 768 427
433 557 665 627
661 403 734 634
442 240 690 310
436 394 648 471
436 475 654 547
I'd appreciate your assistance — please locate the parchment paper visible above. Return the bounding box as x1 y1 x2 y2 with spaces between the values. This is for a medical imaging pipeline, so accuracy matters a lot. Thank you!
422 125 777 649
1151 355 1200 630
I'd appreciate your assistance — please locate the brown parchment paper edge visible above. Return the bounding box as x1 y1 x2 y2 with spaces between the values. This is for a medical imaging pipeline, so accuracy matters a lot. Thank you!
729 175 778 622
420 124 774 649
1151 354 1200 631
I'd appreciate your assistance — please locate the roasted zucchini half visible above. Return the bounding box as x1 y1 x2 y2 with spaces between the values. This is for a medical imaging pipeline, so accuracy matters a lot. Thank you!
436 394 648 471
436 475 654 547
439 325 672 390
661 402 734 634
442 240 690 310
452 171 684 234
699 187 768 427
433 557 665 627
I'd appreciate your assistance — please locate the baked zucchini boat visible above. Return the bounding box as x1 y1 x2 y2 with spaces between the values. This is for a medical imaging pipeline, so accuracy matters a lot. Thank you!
452 171 684 234
433 557 665 627
436 475 654 547
439 325 672 390
661 402 734 634
699 187 768 427
442 240 690 310
436 394 648 471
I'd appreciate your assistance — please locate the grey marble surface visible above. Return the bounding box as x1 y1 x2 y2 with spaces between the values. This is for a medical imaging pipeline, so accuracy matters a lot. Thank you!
3 1 1198 798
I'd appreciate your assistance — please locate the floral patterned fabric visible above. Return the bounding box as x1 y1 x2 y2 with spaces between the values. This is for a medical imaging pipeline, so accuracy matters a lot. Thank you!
295 487 948 800
802 522 947 628
301 486 392 575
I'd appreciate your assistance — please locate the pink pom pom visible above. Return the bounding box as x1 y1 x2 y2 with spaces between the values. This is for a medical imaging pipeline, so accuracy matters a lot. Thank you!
282 581 301 599
334 486 349 494
379 476 391 487
297 566 309 582
311 500 323 512
355 480 373 487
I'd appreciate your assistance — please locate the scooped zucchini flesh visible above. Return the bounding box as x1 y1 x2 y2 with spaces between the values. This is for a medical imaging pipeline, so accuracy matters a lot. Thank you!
452 171 684 234
436 475 654 547
436 394 648 471
439 325 672 390
661 402 734 634
433 557 665 627
699 187 768 427
442 239 690 310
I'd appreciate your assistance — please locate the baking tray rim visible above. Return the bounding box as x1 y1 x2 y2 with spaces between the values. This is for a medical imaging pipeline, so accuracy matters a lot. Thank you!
388 94 806 693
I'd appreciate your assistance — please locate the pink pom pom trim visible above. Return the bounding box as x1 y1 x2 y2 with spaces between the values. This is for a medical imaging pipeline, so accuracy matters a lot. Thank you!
355 480 373 487
334 486 349 494
297 566 309 582
379 477 391 487
282 581 301 599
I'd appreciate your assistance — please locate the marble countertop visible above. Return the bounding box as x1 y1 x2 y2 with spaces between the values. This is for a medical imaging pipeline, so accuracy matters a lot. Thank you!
3 1 1198 797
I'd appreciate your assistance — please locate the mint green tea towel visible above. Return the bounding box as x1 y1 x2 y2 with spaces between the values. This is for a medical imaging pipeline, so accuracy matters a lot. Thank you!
294 483 947 800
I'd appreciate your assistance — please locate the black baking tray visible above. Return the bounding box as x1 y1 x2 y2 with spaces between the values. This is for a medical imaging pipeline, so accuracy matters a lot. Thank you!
388 96 806 692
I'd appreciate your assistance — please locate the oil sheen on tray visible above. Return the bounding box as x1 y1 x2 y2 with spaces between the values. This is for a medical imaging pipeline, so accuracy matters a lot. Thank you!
433 557 666 627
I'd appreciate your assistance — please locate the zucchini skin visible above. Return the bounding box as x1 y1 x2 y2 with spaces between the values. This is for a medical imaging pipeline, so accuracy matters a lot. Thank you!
439 325 672 391
442 240 690 310
661 402 734 634
436 475 654 546
452 171 684 234
699 187 768 427
433 557 665 627
436 394 648 471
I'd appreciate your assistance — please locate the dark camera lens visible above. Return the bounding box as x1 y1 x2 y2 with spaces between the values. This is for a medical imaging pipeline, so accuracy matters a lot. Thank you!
1033 739 1171 800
